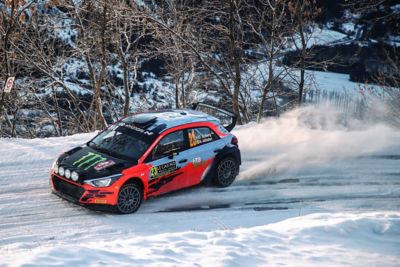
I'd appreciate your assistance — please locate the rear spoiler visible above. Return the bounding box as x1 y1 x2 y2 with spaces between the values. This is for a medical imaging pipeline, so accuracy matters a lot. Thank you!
191 102 237 132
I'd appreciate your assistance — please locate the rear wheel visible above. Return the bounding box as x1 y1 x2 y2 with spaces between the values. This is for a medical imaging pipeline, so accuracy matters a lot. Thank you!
116 182 143 214
213 157 238 187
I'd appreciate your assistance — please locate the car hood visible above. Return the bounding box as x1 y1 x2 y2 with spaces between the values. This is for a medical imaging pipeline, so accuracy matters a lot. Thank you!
57 145 135 183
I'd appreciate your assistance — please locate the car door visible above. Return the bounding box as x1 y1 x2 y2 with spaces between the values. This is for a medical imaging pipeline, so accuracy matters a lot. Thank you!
145 130 190 197
184 127 226 187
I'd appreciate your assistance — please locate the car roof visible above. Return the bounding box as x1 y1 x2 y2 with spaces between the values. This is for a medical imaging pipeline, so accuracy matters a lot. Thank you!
123 109 220 134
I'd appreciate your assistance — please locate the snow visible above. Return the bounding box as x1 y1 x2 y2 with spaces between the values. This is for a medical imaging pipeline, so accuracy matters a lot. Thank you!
7 212 400 267
1 105 400 266
287 27 348 51
306 70 385 97
242 61 383 110
390 4 400 13
342 22 356 34
387 35 400 47
131 77 176 111
54 18 78 47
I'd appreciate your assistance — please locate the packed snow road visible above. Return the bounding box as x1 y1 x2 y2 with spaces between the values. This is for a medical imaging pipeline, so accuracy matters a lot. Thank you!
1 107 400 266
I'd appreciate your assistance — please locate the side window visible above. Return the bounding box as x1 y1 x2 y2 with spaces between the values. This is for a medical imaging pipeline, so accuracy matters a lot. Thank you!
188 127 219 148
152 131 184 160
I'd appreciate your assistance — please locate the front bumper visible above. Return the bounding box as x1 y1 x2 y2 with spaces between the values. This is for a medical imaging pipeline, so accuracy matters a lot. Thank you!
50 174 118 206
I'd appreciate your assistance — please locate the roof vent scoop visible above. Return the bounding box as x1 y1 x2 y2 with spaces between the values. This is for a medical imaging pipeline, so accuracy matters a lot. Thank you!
132 114 157 127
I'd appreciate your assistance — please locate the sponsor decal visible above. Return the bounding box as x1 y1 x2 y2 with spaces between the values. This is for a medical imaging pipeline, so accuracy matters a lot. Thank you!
189 130 197 147
189 129 213 147
200 134 213 144
150 161 177 179
150 166 158 178
120 122 154 136
94 160 115 171
193 157 201 166
73 152 107 170
193 157 208 167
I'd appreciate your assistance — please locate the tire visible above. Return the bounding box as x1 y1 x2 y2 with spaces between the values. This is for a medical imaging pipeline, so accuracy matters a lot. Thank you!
116 182 143 214
213 157 238 187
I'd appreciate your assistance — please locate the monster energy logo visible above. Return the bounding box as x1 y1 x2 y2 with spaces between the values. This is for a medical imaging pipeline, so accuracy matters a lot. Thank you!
73 152 107 170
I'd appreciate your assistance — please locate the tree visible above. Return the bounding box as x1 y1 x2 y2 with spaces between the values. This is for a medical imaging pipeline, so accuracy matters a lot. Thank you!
0 0 36 136
141 0 248 123
11 1 93 134
110 1 151 116
288 0 321 105
150 0 197 108
245 0 292 122
69 0 109 130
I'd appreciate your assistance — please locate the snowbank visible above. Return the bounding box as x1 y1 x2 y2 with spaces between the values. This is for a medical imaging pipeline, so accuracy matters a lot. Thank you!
7 212 400 267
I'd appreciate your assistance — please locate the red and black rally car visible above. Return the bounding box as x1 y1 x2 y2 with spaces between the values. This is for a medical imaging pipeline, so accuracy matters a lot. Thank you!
50 104 241 214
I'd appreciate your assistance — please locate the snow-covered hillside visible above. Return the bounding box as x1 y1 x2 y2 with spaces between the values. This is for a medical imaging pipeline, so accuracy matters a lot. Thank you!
1 105 399 266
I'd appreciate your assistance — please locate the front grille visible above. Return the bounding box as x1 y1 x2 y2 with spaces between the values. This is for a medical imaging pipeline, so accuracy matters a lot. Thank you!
52 175 85 201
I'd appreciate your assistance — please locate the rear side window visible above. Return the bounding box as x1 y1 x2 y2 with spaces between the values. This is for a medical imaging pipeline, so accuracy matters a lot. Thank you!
187 127 219 148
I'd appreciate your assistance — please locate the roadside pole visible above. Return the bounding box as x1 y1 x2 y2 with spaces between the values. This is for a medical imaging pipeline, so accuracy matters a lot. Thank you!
0 77 15 115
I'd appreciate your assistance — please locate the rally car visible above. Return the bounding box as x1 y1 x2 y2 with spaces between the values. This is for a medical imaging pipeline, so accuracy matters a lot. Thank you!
50 103 241 214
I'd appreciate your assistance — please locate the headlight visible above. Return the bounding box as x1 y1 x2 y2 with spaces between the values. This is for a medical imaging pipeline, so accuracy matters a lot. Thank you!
84 174 121 187
59 167 65 176
71 171 79 182
65 169 71 179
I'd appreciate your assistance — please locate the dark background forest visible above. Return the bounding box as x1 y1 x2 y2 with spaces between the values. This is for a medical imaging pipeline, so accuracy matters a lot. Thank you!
0 0 399 137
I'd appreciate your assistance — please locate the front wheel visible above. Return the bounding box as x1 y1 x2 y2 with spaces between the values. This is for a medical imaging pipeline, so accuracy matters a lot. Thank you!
116 183 143 214
213 157 239 187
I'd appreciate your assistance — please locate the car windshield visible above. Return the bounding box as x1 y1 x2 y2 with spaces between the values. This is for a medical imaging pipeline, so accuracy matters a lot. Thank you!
88 125 154 161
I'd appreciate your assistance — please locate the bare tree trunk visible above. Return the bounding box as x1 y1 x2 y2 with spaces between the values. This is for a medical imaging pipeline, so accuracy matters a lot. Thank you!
122 60 130 116
86 1 108 130
0 0 15 117
10 106 18 137
181 71 186 108
174 77 180 108
52 85 63 136
96 0 108 128
257 51 274 122
297 5 306 105
229 0 242 124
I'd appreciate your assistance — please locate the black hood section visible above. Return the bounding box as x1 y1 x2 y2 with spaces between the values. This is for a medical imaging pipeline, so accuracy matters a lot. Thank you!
57 145 135 183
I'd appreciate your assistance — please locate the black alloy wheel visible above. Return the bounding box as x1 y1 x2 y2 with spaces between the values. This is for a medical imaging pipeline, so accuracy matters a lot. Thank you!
214 157 238 187
117 183 143 214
